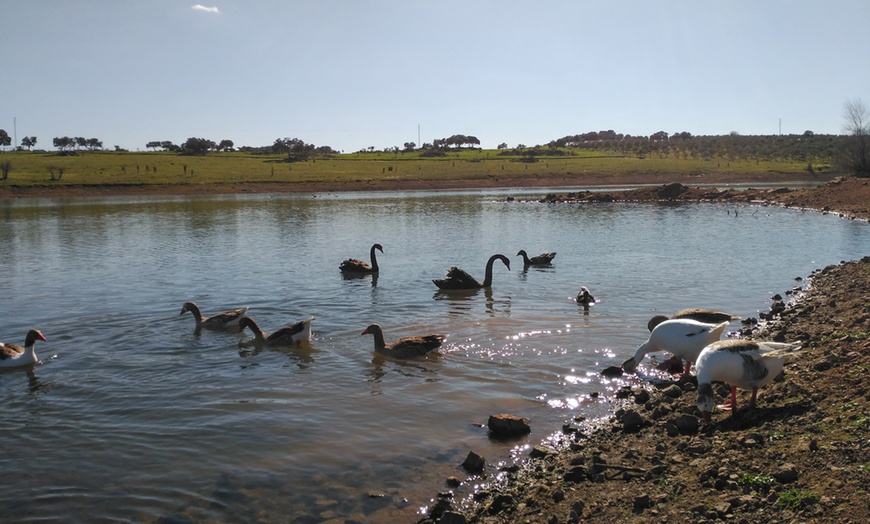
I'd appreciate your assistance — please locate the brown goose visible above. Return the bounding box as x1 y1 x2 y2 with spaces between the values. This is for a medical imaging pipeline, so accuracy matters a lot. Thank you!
361 323 445 359
517 250 556 267
239 316 314 346
180 301 249 332
340 243 383 274
647 308 739 332
0 329 47 368
433 254 511 290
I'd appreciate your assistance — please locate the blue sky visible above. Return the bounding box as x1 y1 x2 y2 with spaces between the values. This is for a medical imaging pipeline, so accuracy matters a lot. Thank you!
2 1 869 152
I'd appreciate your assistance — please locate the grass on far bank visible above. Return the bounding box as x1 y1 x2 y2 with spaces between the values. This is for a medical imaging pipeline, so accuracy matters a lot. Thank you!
0 148 824 189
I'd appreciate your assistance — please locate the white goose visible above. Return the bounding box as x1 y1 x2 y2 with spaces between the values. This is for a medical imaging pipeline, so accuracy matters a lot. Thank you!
180 301 249 332
0 329 47 368
695 339 802 424
647 308 740 332
622 319 729 376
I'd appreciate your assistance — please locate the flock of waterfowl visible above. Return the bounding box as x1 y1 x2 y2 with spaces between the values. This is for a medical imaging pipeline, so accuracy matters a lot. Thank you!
1 244 802 423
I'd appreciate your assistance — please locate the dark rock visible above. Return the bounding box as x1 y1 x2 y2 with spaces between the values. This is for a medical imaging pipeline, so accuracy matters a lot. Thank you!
601 365 623 377
634 493 652 510
529 445 553 459
461 451 486 473
714 501 733 515
487 493 516 514
619 410 645 432
439 511 467 524
487 414 531 438
563 466 587 483
660 384 684 398
672 414 700 434
658 182 688 199
773 463 799 483
445 476 461 488
568 501 585 522
633 388 651 404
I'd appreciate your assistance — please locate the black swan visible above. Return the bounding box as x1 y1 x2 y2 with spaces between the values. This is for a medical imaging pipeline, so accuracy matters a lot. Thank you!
433 254 511 290
340 243 383 274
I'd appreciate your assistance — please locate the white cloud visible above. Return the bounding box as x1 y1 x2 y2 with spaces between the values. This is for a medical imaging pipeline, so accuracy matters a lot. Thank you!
191 5 219 14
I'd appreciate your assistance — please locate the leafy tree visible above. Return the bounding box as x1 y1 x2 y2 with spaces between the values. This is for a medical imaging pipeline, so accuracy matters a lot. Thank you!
181 137 216 155
86 138 102 150
272 137 315 161
21 136 37 150
218 139 234 152
146 141 162 151
403 142 416 152
0 129 10 149
53 136 74 151
840 98 870 177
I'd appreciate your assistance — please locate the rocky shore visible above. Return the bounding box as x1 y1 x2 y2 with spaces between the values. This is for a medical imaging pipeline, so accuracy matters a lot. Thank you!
419 177 870 524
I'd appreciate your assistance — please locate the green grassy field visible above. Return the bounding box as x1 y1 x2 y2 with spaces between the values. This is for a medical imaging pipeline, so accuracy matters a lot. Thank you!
0 149 817 189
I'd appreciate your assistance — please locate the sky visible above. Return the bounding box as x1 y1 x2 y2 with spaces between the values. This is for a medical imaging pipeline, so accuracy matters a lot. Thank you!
2 1 869 152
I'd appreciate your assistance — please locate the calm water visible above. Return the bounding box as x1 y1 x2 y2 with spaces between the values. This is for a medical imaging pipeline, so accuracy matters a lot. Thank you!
1 188 868 522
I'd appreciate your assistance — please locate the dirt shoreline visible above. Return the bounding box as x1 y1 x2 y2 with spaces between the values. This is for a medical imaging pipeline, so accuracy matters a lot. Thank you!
416 177 870 524
0 171 829 200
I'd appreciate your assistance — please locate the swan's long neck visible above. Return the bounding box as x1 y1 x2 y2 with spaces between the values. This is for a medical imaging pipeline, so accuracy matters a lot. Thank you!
519 252 531 265
482 255 504 287
369 245 379 272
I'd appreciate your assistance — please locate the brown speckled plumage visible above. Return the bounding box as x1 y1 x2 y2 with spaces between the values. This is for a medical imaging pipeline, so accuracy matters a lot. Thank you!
361 323 445 359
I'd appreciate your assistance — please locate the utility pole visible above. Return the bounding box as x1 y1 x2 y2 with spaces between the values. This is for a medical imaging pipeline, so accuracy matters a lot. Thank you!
779 118 782 136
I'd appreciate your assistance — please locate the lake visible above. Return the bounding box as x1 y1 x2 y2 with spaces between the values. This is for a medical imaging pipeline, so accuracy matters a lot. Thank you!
1 187 868 522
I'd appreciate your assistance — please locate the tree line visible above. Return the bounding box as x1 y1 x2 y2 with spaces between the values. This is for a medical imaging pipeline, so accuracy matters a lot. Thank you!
1 99 868 176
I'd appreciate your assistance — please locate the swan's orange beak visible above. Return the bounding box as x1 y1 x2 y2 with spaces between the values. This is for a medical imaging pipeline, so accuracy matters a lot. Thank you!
361 328 369 335
37 332 47 342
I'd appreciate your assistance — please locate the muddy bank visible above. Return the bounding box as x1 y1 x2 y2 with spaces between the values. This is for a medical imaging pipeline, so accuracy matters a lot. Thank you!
420 179 870 524
535 176 870 222
0 171 826 200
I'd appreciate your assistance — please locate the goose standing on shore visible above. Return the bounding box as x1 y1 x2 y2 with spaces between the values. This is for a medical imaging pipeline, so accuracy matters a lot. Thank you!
0 329 47 368
647 308 739 332
361 323 445 359
239 316 314 346
180 302 249 332
340 243 383 274
433 254 511 290
622 319 729 376
695 338 802 424
517 250 556 267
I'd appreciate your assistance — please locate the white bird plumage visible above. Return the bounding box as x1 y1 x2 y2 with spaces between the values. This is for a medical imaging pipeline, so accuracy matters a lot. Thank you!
695 338 803 424
0 329 47 368
622 319 730 375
